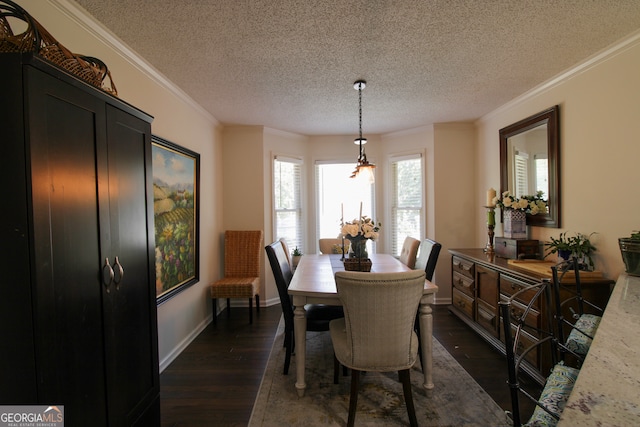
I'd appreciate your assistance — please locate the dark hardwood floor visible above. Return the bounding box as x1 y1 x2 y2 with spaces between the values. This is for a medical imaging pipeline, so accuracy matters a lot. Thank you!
160 304 540 426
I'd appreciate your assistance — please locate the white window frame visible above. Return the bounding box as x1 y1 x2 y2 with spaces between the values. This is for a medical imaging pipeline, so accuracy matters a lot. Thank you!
390 153 424 257
315 160 376 252
273 155 303 255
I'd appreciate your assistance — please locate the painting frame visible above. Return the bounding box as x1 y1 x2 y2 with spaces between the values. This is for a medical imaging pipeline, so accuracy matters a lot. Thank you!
152 135 200 305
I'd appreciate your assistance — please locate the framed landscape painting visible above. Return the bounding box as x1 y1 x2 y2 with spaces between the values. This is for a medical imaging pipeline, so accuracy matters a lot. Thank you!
152 136 200 304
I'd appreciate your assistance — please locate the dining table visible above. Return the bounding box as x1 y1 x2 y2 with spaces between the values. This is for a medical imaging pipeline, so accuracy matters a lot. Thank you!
288 253 438 397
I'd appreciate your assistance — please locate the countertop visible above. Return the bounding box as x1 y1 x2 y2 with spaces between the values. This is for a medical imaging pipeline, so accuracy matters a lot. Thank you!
558 273 640 426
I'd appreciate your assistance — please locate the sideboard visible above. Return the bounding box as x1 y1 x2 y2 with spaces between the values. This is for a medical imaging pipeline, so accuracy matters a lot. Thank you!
449 248 613 383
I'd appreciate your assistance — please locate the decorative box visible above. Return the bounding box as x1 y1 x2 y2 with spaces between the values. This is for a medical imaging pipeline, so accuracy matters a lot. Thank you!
495 238 540 260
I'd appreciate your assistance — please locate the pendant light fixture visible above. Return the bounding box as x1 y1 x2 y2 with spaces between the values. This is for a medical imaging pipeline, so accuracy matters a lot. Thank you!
350 80 375 183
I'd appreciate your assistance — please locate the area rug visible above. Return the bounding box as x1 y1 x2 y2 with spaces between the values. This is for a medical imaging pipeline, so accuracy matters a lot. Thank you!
249 317 509 426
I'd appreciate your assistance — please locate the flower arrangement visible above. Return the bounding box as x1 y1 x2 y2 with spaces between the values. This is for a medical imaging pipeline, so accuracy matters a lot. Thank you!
340 215 381 261
341 215 381 240
494 190 547 216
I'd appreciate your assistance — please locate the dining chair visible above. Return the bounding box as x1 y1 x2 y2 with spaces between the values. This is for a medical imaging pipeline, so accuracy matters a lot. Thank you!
278 237 291 268
551 257 604 366
500 280 578 426
414 238 442 281
318 237 343 254
265 240 344 375
399 236 420 269
330 270 426 427
413 238 441 359
210 230 263 324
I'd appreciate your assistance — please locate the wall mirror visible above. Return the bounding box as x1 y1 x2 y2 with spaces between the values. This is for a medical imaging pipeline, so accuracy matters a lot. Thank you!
500 105 560 228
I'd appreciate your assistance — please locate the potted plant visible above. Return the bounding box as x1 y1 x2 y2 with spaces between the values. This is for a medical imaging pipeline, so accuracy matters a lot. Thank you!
619 230 640 276
545 232 597 271
291 246 302 270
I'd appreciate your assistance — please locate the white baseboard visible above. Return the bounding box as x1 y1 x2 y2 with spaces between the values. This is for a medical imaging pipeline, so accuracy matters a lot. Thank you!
159 314 212 373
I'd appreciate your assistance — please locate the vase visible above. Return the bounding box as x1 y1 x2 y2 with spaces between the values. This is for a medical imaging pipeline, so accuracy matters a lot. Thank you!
503 209 527 239
343 234 372 272
619 238 640 276
346 234 369 259
558 249 572 261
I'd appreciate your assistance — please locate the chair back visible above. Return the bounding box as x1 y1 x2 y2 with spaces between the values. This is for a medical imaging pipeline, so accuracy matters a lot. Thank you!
334 270 425 370
265 240 294 326
414 238 442 281
224 230 263 277
319 238 343 254
399 236 420 269
278 237 291 267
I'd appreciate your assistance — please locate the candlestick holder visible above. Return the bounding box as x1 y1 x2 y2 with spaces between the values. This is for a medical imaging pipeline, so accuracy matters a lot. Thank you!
484 206 496 255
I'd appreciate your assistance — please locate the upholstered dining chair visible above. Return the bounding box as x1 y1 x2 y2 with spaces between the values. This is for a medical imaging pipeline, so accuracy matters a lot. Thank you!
413 238 441 359
399 236 420 269
414 238 442 281
265 240 344 375
210 230 263 324
278 237 291 268
330 270 426 427
319 237 344 254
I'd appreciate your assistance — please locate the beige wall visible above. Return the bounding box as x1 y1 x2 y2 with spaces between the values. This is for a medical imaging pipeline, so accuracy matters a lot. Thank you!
476 33 640 281
18 0 640 372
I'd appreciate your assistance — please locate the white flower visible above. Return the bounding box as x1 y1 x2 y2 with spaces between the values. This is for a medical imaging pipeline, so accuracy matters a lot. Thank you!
494 191 547 216
340 215 381 240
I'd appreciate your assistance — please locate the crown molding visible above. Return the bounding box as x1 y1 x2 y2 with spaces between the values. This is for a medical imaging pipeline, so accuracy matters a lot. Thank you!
478 29 640 124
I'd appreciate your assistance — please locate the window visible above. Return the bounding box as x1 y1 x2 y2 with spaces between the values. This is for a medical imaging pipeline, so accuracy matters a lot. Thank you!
273 156 302 252
514 151 529 198
316 162 374 245
390 154 423 257
534 154 548 198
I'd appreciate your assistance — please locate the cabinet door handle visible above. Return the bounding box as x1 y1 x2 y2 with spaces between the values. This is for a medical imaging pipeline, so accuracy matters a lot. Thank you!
103 257 114 292
113 256 124 287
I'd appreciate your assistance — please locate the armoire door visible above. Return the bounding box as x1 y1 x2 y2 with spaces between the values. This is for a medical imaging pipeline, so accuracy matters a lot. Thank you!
26 66 110 426
102 105 159 425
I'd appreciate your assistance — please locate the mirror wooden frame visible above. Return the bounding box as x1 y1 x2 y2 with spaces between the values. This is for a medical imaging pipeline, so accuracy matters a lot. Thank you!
500 105 560 228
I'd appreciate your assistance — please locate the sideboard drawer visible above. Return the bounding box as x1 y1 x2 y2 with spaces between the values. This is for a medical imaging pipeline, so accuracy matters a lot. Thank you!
452 288 474 320
452 271 475 297
452 256 474 279
500 274 541 310
500 293 541 338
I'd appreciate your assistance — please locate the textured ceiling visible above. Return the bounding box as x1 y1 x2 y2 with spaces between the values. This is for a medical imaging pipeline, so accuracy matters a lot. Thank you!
73 0 640 135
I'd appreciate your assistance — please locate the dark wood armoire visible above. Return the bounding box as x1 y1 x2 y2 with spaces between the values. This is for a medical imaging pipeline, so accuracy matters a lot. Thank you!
0 53 160 426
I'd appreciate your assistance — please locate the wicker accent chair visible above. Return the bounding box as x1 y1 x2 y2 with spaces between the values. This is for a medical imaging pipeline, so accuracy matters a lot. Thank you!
500 280 579 427
265 240 344 375
399 236 420 269
551 257 604 366
330 270 426 427
210 230 263 324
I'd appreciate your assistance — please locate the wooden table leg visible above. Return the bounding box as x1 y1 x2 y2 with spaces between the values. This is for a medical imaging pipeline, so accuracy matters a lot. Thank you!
292 298 307 397
419 295 435 390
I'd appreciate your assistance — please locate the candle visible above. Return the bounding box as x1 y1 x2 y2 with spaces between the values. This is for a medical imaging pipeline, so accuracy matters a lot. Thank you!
359 202 363 221
487 210 496 226
487 188 496 207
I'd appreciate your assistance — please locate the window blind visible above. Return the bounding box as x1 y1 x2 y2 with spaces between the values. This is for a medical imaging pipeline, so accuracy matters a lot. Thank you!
390 154 423 257
274 157 302 253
